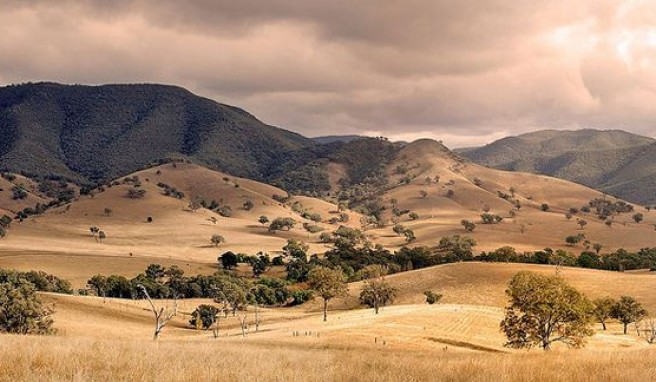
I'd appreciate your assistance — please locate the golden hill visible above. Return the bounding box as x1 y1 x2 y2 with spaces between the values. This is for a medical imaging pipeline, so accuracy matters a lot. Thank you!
366 139 656 252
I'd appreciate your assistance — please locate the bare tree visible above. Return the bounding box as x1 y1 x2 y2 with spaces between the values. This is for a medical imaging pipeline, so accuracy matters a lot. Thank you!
138 284 177 340
238 314 248 337
637 318 656 344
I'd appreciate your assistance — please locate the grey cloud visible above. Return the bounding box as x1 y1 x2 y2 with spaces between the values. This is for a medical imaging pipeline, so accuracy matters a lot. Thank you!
0 0 655 148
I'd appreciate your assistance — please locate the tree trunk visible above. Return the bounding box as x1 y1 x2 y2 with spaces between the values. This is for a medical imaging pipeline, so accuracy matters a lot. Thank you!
602 321 607 331
374 301 379 315
624 323 628 335
542 340 551 350
323 299 328 322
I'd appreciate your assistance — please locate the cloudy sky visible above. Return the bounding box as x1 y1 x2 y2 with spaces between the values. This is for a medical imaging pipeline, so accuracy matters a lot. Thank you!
1 0 655 147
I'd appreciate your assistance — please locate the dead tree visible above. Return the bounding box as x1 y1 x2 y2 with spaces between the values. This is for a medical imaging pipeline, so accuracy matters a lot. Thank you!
138 284 177 340
238 315 248 337
637 318 656 344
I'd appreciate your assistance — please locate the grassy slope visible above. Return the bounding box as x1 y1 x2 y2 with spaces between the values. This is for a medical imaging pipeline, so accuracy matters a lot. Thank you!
368 139 656 252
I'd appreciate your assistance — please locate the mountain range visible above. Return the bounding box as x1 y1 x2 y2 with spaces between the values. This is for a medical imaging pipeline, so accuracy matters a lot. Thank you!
459 129 656 204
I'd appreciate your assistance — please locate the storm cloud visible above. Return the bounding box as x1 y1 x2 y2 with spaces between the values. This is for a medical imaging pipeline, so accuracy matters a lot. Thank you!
1 0 655 147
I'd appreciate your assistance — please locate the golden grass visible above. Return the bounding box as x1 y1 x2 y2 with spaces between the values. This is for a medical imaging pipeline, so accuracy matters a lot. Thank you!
2 335 656 382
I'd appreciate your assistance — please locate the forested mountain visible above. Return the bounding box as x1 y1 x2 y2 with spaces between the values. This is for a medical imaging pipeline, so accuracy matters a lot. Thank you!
0 83 312 183
459 129 656 204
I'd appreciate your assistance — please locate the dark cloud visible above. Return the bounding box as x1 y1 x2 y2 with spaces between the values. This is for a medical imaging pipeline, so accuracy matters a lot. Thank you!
1 0 655 147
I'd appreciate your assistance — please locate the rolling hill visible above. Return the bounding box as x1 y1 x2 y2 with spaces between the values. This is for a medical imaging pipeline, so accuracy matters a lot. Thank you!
459 129 656 204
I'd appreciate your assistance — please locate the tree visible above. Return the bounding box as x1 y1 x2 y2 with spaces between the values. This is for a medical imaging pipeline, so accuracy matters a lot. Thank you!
360 279 396 314
258 215 269 225
307 267 347 322
392 224 406 236
0 278 54 334
403 229 416 243
424 290 442 304
611 296 647 335
211 234 226 247
541 203 550 212
243 199 254 211
190 304 220 330
592 297 616 330
593 243 603 254
409 212 420 220
219 251 239 270
0 215 13 228
98 231 106 243
89 226 99 240
577 219 588 229
104 208 113 217
460 219 476 232
436 235 477 261
419 190 428 198
269 217 297 232
633 213 644 224
500 271 594 350
138 284 177 340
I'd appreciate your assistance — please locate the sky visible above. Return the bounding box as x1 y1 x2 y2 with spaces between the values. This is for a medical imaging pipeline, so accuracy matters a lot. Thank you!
1 1 656 147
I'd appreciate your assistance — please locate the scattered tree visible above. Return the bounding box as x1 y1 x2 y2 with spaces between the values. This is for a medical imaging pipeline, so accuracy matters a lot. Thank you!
500 271 594 350
461 219 476 232
360 279 396 314
0 278 54 334
138 284 177 340
307 267 347 322
592 297 616 330
633 213 644 224
211 234 226 247
612 296 647 335
424 290 443 305
258 215 269 225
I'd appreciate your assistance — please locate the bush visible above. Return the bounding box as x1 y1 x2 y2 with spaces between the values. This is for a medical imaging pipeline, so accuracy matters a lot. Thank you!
424 290 443 304
190 304 220 330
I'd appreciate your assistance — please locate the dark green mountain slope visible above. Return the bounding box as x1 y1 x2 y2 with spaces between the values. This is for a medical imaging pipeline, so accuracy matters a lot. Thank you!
460 129 656 204
0 82 311 183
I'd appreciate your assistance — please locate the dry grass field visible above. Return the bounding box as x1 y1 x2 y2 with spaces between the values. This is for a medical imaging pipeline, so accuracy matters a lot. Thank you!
3 141 656 380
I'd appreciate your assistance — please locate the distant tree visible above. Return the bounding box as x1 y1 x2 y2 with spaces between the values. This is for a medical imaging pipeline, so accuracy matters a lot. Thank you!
258 215 269 225
565 235 582 246
592 297 616 330
145 264 166 281
436 235 477 261
319 231 332 243
577 219 588 229
403 229 416 243
248 253 271 277
424 290 443 305
307 267 347 322
0 278 54 334
126 188 146 199
219 251 239 270
188 198 202 211
243 199 254 211
446 189 455 198
98 231 106 243
269 217 297 232
612 296 648 335
147 216 153 223
392 224 406 236
89 226 100 240
565 212 573 220
103 208 112 217
461 219 476 232
501 271 594 350
11 185 28 200
633 213 644 224
540 203 550 212
0 227 6 238
509 187 516 197
360 279 396 314
605 220 613 228
409 212 420 220
208 217 217 225
211 234 226 247
593 243 603 254
0 215 12 228
419 190 428 198
217 206 232 218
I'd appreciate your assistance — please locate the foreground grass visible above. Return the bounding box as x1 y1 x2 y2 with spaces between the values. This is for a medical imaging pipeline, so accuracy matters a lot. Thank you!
2 335 656 382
